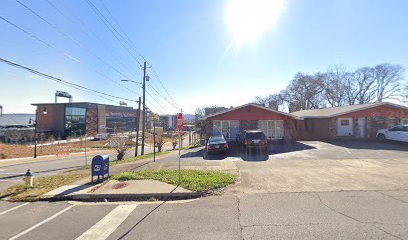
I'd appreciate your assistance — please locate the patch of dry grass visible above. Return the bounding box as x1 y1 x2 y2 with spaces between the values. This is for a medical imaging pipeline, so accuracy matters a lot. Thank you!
0 169 89 201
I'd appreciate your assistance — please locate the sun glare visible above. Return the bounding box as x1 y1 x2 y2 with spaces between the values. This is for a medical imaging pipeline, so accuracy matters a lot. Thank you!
225 0 284 50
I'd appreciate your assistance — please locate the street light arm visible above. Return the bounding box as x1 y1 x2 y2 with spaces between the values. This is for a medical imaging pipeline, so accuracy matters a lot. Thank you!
120 79 142 85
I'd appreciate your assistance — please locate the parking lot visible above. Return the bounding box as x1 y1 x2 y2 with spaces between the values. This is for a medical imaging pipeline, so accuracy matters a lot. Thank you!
155 140 408 194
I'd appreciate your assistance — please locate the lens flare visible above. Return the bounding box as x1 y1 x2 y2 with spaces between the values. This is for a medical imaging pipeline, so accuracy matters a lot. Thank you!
225 0 284 50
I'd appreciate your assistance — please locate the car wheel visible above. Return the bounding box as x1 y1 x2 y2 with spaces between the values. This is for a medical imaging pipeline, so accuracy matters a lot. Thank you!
377 134 386 141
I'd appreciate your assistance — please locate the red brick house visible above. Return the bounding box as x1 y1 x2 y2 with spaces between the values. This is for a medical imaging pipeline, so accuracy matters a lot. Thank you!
291 102 408 140
202 103 298 141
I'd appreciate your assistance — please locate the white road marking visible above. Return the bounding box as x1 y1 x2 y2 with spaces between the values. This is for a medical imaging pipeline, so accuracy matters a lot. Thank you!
8 205 74 240
0 203 29 216
75 204 137 240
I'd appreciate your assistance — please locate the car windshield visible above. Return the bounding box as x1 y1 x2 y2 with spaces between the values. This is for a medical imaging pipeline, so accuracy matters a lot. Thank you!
246 132 265 140
209 137 225 144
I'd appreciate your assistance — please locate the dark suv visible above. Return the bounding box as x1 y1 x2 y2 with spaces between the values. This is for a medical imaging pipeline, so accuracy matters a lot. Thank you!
237 130 268 153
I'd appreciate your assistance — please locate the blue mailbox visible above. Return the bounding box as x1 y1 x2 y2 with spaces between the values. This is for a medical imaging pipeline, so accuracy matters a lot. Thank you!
91 154 110 182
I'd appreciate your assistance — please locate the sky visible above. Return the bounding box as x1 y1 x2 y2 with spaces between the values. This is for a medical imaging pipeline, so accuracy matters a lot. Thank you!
1 0 408 114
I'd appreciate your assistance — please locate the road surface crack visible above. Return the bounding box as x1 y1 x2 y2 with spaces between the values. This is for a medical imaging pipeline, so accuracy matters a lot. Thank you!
376 191 408 204
315 193 404 240
236 195 244 240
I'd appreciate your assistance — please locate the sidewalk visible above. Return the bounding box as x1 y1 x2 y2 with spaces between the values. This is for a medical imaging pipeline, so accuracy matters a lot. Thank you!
40 148 203 202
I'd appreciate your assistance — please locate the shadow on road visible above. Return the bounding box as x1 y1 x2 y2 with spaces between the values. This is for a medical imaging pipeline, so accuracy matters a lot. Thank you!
179 141 316 162
326 140 408 151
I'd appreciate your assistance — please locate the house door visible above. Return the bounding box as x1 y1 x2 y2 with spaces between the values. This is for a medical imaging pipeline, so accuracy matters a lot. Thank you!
357 118 366 138
337 118 353 136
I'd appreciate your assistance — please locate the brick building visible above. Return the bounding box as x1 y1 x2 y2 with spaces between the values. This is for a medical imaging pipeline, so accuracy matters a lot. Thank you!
292 102 408 140
202 103 298 141
32 102 140 138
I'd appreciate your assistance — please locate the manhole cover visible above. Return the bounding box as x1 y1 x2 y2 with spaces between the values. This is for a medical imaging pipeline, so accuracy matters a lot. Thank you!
112 182 129 189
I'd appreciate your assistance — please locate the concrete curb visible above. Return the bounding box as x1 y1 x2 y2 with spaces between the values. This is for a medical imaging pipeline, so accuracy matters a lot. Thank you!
39 192 204 202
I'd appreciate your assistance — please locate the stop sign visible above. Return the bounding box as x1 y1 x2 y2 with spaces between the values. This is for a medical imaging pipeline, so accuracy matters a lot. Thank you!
177 113 183 133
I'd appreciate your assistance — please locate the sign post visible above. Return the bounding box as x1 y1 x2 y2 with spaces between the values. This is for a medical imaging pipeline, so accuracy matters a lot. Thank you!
177 112 183 184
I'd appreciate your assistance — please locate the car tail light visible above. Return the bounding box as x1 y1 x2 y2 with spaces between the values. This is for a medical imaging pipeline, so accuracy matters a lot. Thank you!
224 143 229 149
244 139 249 145
208 145 214 150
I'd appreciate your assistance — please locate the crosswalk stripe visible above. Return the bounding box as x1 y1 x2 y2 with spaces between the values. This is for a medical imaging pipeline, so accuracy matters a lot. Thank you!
75 204 138 240
0 203 29 216
8 205 74 240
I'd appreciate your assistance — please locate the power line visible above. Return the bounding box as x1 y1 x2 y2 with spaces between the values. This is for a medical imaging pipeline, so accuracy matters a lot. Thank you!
1 12 141 98
90 0 181 110
149 67 181 108
85 0 143 68
0 57 139 103
145 90 168 113
147 82 179 110
16 0 81 46
15 0 140 95
45 0 140 77
0 15 77 61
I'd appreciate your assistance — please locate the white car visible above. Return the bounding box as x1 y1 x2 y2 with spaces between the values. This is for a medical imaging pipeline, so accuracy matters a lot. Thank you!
377 125 408 143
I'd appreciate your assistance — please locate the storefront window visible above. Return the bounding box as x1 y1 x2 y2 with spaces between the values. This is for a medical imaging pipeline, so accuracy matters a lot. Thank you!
65 106 86 136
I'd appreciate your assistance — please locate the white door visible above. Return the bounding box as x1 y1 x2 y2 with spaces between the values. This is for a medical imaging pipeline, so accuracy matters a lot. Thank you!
357 118 366 138
337 118 353 136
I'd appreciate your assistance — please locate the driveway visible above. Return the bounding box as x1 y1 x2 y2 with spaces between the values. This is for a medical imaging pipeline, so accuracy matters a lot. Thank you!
150 140 408 194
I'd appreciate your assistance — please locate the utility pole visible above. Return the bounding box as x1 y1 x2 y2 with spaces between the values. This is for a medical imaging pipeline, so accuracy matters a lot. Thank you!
141 61 147 155
33 110 38 158
135 97 141 157
153 121 156 162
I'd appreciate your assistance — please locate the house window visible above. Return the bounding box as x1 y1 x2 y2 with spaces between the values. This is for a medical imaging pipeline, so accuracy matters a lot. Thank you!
340 119 350 126
212 120 239 140
402 119 408 125
258 120 284 139
213 121 221 136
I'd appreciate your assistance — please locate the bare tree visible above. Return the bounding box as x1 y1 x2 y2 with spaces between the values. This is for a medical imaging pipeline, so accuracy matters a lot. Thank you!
286 72 325 111
324 65 348 107
155 135 166 152
108 136 130 160
254 93 285 111
373 63 404 102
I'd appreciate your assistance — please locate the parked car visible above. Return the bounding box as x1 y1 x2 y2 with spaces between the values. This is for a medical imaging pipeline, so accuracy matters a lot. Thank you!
94 133 110 140
377 125 408 143
206 135 229 154
237 130 268 153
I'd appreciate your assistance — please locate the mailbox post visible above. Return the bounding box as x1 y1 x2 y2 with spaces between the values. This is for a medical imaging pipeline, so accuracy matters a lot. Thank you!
91 154 110 183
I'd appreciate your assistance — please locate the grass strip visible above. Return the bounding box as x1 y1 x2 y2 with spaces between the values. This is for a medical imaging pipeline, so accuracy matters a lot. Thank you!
1 151 170 201
111 170 237 192
109 151 170 166
0 169 88 201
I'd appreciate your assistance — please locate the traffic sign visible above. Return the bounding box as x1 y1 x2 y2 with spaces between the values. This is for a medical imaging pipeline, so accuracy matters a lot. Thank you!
177 113 183 134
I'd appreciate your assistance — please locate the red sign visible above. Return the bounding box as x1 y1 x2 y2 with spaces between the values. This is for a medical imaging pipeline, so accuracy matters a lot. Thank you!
177 113 183 133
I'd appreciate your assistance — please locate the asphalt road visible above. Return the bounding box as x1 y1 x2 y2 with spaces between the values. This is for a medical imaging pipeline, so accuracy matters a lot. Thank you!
0 146 156 192
1 140 407 239
0 190 407 240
